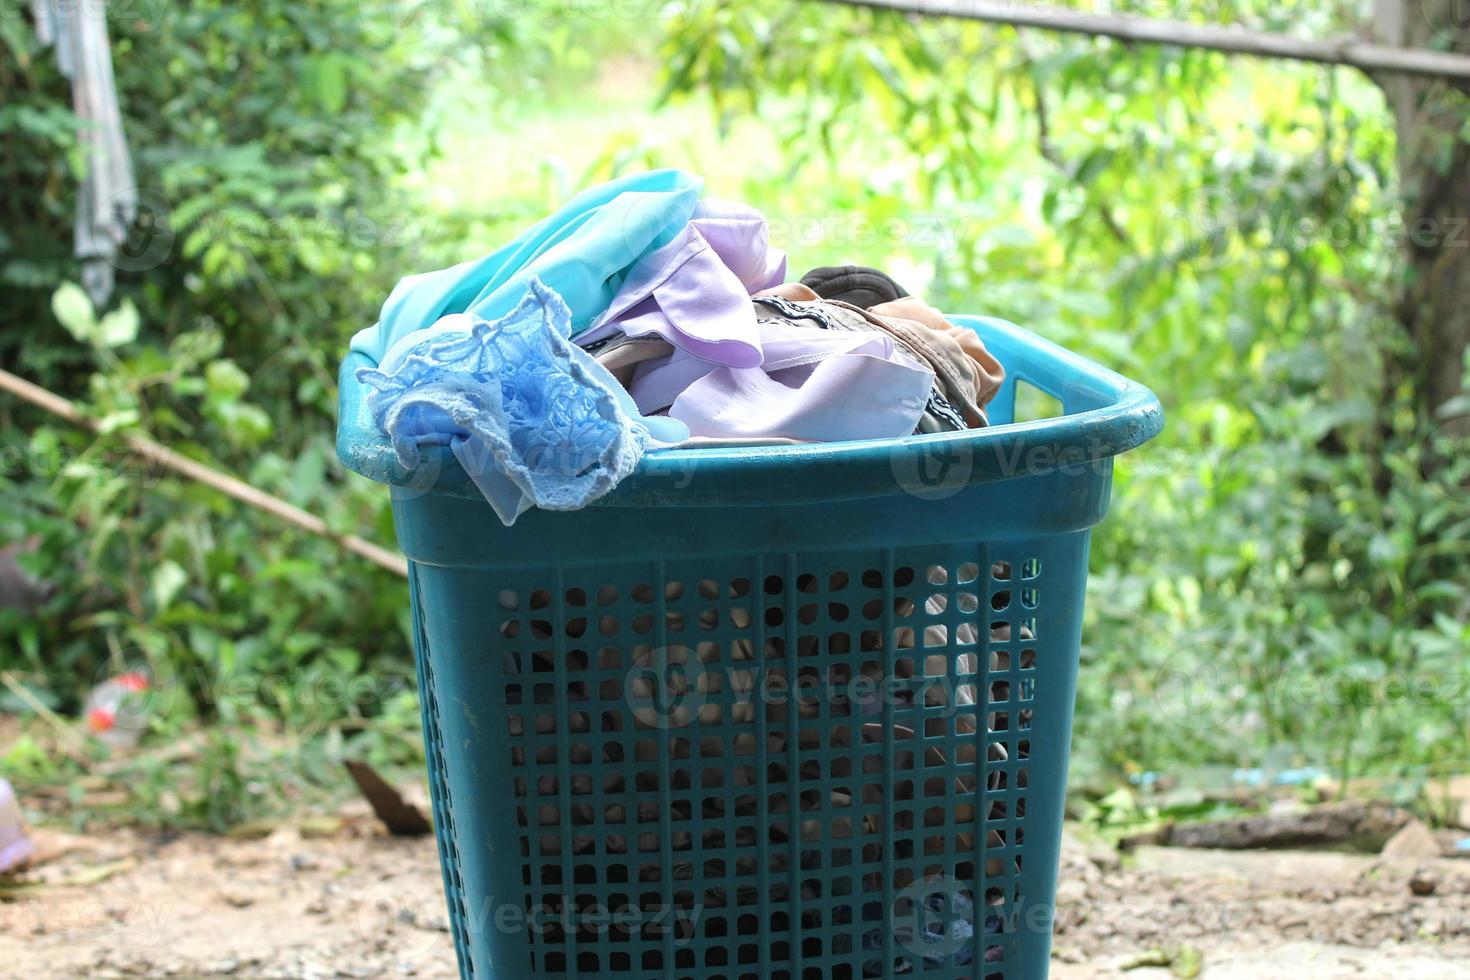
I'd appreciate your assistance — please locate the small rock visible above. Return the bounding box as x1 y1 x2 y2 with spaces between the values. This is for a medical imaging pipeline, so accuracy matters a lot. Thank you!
1409 868 1438 896
227 818 278 841
1382 820 1442 860
1063 824 1121 872
221 889 255 908
412 911 450 933
298 815 345 839
290 852 321 872
1055 877 1089 905
1051 944 1085 963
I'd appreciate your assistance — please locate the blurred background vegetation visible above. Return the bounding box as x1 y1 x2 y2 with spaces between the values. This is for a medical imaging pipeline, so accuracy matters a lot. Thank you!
2 0 1467 831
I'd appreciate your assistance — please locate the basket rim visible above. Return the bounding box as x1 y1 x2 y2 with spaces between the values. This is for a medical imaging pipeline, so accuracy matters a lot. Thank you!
336 315 1164 507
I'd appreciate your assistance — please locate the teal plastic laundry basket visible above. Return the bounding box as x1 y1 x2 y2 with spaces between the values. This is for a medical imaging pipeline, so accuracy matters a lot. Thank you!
337 315 1162 980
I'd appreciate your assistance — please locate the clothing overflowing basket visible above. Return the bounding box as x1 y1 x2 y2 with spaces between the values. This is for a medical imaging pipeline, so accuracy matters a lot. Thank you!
338 299 1162 978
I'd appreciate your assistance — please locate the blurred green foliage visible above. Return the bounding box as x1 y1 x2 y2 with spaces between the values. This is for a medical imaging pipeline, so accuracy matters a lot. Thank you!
0 0 488 823
655 0 1470 794
2 0 1468 827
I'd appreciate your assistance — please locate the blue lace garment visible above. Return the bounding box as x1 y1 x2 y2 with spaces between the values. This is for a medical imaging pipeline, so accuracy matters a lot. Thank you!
356 279 688 525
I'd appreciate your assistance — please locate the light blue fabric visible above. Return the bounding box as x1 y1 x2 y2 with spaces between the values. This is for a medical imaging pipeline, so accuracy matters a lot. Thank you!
350 169 703 362
355 279 689 525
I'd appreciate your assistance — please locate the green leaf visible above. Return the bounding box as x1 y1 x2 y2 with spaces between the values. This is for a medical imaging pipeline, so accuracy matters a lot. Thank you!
96 299 141 348
51 282 97 343
95 409 141 433
151 560 189 613
1171 944 1204 979
205 360 251 402
223 403 274 445
0 17 31 69
1 260 50 287
304 55 348 115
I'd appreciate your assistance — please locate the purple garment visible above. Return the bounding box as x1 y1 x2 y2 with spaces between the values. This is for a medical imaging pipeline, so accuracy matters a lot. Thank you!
575 198 786 368
572 197 934 442
663 317 933 441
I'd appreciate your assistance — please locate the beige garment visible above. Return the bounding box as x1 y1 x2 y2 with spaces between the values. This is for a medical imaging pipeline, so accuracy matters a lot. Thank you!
756 282 822 302
872 296 1008 406
754 285 1006 427
823 299 1005 427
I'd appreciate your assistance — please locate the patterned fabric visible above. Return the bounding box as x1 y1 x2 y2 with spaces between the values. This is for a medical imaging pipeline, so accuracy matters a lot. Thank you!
356 280 687 526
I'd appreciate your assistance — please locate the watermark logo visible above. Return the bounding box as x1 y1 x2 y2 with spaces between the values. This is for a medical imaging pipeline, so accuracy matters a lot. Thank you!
1 0 171 33
353 874 454 961
353 0 446 45
892 874 974 963
1426 0 1470 45
890 437 975 500
1422 414 1470 501
625 646 707 729
1 437 170 489
1154 185 1239 272
1151 639 1248 733
103 187 176 273
86 647 179 745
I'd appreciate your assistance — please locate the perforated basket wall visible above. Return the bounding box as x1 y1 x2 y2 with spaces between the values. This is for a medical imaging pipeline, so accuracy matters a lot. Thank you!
343 313 1163 980
408 531 1090 980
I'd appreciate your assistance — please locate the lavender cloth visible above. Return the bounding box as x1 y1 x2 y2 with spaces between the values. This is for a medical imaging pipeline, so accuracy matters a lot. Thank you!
574 198 786 368
0 777 33 874
646 315 935 441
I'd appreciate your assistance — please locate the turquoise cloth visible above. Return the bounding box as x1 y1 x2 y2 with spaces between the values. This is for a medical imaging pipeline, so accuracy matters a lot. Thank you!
350 169 704 363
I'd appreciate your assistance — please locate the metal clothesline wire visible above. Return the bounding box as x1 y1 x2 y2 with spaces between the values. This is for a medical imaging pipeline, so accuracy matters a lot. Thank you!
820 0 1470 81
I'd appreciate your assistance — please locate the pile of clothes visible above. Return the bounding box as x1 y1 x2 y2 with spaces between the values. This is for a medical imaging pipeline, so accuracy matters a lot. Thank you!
353 170 1006 525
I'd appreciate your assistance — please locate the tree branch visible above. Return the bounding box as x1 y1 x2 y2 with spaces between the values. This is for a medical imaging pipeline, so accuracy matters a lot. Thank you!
0 367 409 579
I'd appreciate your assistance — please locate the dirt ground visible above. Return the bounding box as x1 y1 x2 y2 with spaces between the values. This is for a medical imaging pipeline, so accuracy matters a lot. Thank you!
3 810 1470 979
